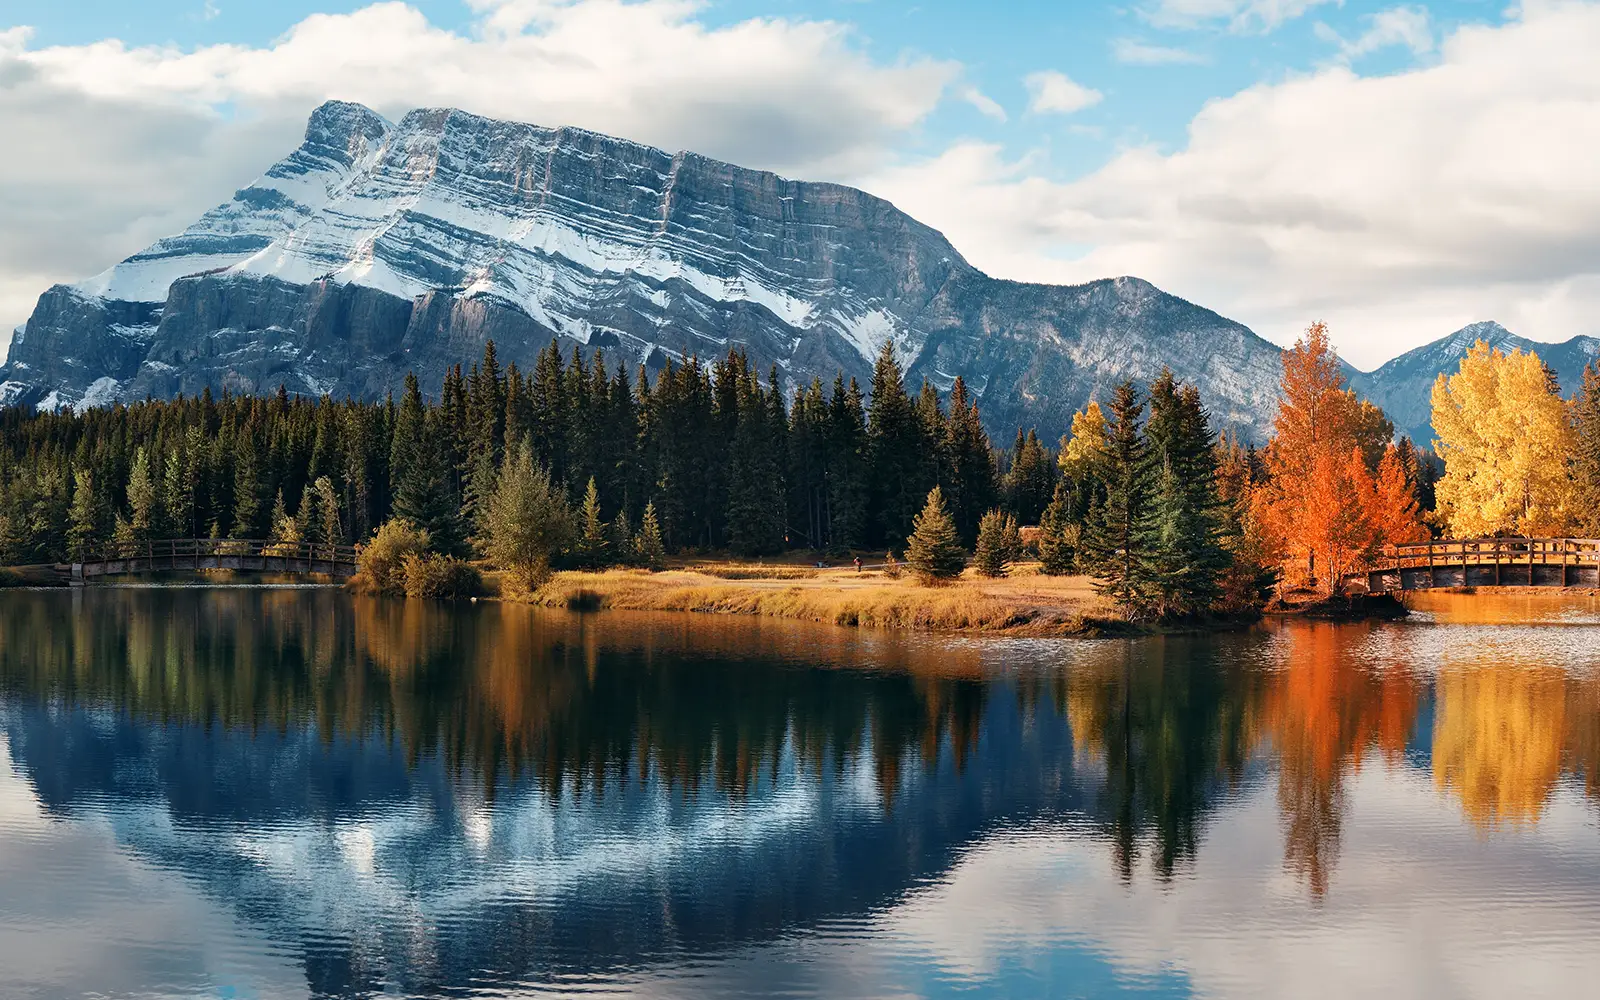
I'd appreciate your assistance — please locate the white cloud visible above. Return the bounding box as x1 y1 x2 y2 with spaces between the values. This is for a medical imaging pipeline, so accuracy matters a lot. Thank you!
1142 0 1342 32
868 2 1600 369
1317 5 1435 61
959 85 1008 122
1024 70 1104 116
0 0 961 357
1112 38 1211 65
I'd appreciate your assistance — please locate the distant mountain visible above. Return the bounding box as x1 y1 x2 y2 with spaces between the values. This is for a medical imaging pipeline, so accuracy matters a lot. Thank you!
0 100 1288 440
1349 321 1600 444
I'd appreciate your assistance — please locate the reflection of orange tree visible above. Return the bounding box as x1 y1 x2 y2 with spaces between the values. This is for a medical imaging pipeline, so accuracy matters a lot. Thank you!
1433 664 1567 830
1266 624 1421 898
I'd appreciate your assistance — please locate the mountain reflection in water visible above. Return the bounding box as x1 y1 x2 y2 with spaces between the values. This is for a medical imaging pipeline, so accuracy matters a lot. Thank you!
2 588 1599 999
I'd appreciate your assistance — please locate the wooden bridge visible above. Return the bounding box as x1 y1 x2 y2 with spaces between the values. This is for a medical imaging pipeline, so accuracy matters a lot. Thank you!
1350 538 1600 594
68 538 358 583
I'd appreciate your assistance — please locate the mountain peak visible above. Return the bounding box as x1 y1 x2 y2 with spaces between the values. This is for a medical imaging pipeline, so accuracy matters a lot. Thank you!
0 102 1288 438
1447 320 1516 349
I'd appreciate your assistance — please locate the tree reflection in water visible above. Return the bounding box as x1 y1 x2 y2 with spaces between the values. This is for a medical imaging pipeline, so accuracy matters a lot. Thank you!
2 588 1599 904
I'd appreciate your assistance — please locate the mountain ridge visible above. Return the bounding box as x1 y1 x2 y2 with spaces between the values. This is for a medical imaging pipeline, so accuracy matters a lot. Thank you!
1 100 1593 446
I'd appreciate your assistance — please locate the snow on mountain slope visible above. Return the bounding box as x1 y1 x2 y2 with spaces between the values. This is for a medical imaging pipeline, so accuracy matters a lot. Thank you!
1 100 1288 438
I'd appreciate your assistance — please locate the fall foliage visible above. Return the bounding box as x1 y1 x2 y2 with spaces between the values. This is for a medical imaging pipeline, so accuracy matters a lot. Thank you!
1252 323 1426 595
1432 341 1576 537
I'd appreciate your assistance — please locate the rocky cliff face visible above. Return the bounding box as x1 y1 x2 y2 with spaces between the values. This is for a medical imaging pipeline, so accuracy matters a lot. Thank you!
1349 321 1600 444
1 100 1291 438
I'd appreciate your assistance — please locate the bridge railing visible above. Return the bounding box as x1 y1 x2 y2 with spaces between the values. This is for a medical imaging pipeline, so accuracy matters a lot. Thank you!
79 538 359 567
1370 537 1600 572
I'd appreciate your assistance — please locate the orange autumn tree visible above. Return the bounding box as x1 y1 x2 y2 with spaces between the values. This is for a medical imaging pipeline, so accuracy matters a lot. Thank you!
1254 323 1424 594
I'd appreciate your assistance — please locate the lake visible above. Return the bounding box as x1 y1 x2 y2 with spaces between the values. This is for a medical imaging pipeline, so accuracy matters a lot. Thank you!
2 588 1598 999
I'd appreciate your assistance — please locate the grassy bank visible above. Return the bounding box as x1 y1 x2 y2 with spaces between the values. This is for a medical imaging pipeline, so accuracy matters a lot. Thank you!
500 562 1134 637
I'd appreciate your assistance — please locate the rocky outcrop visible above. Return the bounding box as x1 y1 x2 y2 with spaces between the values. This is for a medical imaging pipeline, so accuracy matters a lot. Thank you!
2 99 1291 439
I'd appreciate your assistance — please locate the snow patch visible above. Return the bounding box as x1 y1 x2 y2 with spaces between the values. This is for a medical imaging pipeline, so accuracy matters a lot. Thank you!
74 376 123 412
831 307 901 362
75 254 246 303
37 390 65 412
0 381 29 406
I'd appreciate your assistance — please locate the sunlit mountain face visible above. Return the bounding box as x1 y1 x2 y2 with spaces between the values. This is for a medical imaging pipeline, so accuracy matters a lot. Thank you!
2 590 1600 998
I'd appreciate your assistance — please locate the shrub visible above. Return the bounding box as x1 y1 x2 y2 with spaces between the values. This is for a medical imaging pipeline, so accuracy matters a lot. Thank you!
350 518 432 596
400 552 484 600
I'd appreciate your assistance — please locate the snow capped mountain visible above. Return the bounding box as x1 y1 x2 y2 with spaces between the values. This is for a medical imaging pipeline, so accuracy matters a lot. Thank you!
1349 321 1600 444
1 100 1291 438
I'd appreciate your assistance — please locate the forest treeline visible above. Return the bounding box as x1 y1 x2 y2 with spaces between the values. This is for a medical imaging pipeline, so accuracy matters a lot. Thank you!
6 319 1591 614
0 341 1025 567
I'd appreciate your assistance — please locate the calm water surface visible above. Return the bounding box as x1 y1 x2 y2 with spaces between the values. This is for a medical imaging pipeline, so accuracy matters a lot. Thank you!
2 588 1598 999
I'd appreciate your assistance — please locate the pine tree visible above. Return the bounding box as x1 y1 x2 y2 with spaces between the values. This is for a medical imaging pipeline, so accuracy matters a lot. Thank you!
231 427 264 539
67 468 106 562
1138 372 1230 617
577 476 609 568
972 509 1012 578
313 476 342 548
636 501 667 571
1004 429 1057 525
392 376 465 554
906 486 967 584
826 375 870 552
608 507 635 566
1573 361 1600 535
1037 480 1077 575
162 443 196 538
1080 380 1157 614
126 447 158 541
866 342 926 548
942 377 997 544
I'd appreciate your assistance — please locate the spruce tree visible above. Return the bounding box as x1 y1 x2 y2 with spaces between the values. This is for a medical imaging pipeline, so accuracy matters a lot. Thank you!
1138 374 1229 617
67 468 106 562
942 377 997 544
162 444 195 538
313 476 343 548
826 375 870 552
126 447 158 541
636 501 667 571
972 509 1011 578
231 429 264 540
1037 480 1077 575
1573 362 1600 535
866 342 926 548
906 486 967 584
577 476 609 568
1080 380 1156 614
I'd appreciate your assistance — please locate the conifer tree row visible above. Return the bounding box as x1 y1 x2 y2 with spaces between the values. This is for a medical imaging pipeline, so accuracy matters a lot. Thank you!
0 339 1059 565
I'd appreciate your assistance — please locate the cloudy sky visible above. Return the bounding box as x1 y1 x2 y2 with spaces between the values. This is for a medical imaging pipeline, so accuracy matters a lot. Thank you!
2 0 1597 370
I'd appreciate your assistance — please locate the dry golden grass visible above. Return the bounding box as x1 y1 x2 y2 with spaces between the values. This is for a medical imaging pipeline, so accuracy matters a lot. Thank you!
499 562 1123 636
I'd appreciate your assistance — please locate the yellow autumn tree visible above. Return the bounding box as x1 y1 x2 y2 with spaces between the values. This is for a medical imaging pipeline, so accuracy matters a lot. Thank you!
1058 401 1111 480
1432 342 1575 536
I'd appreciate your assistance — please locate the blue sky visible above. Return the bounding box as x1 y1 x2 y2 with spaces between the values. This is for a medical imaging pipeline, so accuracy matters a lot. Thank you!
1 1 1595 369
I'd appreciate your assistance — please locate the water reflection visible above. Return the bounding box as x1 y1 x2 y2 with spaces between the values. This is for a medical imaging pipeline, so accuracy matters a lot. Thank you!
1 589 1599 998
